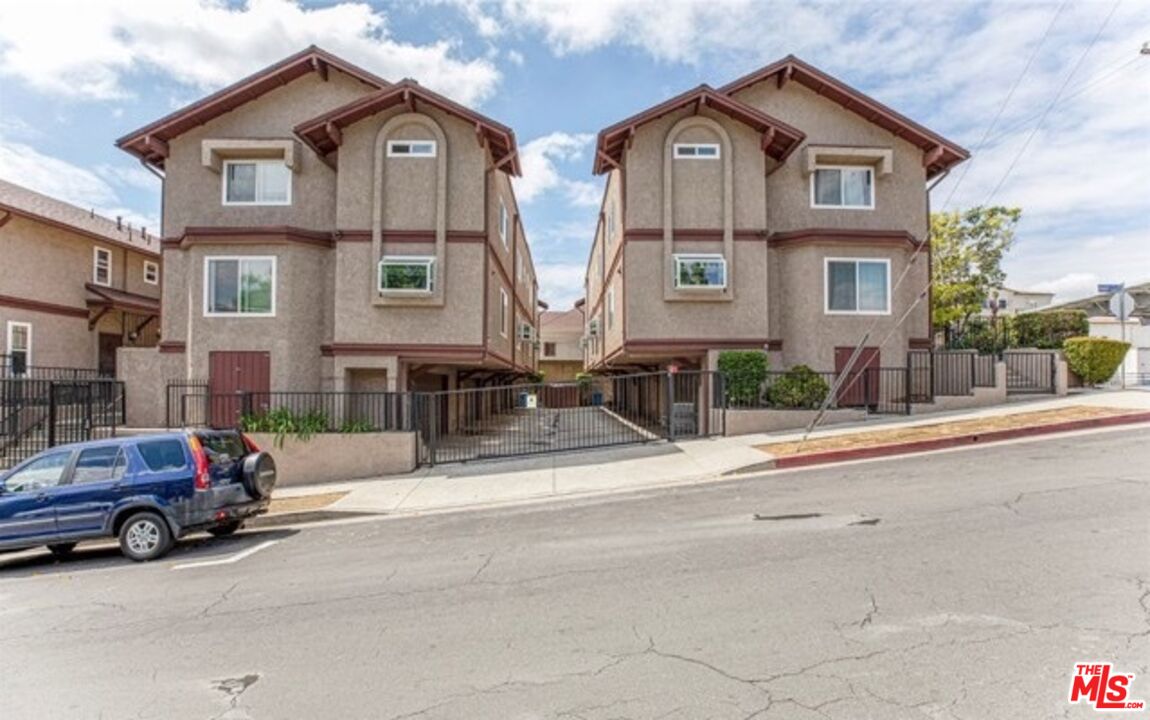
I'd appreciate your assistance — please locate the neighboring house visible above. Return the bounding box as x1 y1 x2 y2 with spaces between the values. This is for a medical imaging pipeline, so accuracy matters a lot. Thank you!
539 301 586 382
582 55 968 376
1040 281 1150 384
115 46 537 412
0 179 162 375
980 286 1055 316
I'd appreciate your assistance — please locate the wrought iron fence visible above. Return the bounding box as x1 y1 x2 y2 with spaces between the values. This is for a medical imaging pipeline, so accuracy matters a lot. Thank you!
0 378 125 469
1003 351 1057 393
0 354 111 381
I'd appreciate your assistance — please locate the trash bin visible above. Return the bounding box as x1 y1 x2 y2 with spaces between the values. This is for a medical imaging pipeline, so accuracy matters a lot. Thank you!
591 391 603 406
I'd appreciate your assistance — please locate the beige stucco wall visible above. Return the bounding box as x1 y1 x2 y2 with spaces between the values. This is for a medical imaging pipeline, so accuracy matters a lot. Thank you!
0 307 91 368
248 431 417 486
734 81 929 237
180 242 330 390
770 242 928 369
117 347 185 427
724 407 867 436
626 240 770 340
163 70 376 237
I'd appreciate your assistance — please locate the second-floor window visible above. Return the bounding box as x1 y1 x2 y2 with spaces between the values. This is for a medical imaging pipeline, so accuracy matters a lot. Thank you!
543 342 556 357
825 258 890 314
674 254 727 290
387 140 437 157
93 247 112 286
223 160 291 206
499 288 509 337
607 287 615 329
811 166 874 209
379 256 435 293
673 143 720 159
205 256 275 317
6 321 31 372
143 260 159 285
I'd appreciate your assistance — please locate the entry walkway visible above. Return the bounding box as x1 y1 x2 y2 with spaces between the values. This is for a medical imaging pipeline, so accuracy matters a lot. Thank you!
269 389 1150 520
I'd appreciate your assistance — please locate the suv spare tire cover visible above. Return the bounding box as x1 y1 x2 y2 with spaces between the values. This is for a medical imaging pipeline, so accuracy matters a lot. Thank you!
241 452 277 499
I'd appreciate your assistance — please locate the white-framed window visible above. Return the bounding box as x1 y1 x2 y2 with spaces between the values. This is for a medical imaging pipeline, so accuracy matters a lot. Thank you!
825 258 890 314
673 143 720 159
499 199 509 249
93 246 112 286
499 288 509 337
607 286 615 329
378 256 435 293
222 159 291 206
387 140 437 157
811 165 874 209
204 256 276 317
143 260 159 285
673 254 727 290
5 321 31 372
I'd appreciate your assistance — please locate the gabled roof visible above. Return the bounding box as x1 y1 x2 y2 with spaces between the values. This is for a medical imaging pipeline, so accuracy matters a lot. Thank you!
116 46 389 168
719 55 969 178
0 178 159 255
294 80 521 175
593 85 806 175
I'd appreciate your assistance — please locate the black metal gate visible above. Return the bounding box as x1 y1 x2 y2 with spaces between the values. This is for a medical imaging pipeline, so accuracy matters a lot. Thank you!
0 379 125 469
1003 351 1057 394
415 370 725 465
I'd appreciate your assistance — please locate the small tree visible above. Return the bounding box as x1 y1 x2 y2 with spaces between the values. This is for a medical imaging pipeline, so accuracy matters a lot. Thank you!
931 206 1021 342
1013 310 1088 349
717 351 768 406
766 365 830 409
1062 337 1130 385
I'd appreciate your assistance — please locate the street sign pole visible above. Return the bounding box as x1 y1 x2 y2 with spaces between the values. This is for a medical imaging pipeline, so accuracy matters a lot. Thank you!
1100 282 1129 388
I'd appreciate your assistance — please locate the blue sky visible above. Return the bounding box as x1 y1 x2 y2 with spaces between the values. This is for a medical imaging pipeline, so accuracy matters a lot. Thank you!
0 0 1147 310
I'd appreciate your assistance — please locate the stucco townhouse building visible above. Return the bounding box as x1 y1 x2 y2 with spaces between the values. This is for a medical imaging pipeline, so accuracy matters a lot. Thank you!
0 179 162 376
114 47 539 426
538 302 586 382
582 55 968 378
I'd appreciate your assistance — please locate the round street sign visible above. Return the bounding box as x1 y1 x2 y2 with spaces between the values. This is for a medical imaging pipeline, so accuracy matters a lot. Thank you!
1110 292 1136 321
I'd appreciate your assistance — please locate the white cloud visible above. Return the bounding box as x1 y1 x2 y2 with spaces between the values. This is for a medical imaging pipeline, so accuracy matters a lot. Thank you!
0 0 501 105
515 132 601 206
96 163 161 193
506 49 525 66
536 262 587 309
0 138 158 230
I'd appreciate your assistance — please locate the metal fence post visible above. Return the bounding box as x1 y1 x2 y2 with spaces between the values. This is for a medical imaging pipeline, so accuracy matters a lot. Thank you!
665 372 676 441
47 382 57 447
904 363 912 415
863 369 870 416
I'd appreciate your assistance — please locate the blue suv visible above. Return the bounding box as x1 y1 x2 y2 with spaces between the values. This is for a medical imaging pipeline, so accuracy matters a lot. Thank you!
0 430 276 562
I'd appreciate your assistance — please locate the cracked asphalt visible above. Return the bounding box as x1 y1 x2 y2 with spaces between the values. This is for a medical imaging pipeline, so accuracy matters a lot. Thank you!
0 429 1147 719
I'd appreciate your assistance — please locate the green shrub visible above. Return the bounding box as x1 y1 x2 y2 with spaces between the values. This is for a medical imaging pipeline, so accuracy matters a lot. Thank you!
767 365 830 409
240 407 330 447
1014 310 1088 349
339 419 377 433
717 350 768 406
1062 337 1130 385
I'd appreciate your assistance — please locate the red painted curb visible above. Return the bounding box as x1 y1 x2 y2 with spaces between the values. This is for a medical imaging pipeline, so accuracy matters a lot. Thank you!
773 411 1150 469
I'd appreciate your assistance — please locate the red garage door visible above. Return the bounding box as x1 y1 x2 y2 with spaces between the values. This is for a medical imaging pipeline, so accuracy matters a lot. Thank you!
834 346 879 407
208 351 270 428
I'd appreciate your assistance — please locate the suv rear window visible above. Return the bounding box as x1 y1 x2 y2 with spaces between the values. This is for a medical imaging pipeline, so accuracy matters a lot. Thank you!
195 432 246 467
137 439 187 471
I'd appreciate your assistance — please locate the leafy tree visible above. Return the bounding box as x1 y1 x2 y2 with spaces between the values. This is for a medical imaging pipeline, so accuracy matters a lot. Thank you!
931 206 1021 341
717 351 768 406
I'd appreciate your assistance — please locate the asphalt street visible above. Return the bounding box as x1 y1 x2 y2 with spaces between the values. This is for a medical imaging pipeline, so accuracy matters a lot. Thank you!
1 428 1147 719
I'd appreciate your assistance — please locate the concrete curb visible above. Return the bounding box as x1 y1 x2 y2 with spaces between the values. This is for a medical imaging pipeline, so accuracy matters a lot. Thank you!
770 412 1150 470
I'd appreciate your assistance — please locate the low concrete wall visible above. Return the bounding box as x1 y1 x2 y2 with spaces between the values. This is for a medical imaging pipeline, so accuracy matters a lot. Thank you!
912 361 1008 415
725 408 867 436
248 431 417 487
117 348 185 428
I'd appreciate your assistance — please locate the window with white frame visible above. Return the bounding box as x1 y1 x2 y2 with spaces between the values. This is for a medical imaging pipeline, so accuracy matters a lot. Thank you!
825 258 890 314
499 288 509 337
499 199 509 248
811 166 874 209
6 321 31 372
607 286 615 329
222 160 291 206
143 260 159 285
378 256 435 293
673 143 720 159
93 247 112 286
204 257 276 316
386 140 437 157
674 254 727 289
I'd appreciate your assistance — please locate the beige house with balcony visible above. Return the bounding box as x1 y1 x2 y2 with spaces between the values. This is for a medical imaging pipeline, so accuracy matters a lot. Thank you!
114 46 537 424
0 179 162 375
583 55 968 377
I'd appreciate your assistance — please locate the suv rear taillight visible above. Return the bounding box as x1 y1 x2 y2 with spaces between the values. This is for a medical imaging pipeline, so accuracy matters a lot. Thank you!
188 434 211 491
241 433 260 454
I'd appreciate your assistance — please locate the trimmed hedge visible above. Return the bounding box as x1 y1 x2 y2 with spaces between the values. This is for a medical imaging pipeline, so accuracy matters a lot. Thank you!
718 350 769 405
1062 336 1130 385
1013 310 1089 349
767 365 830 409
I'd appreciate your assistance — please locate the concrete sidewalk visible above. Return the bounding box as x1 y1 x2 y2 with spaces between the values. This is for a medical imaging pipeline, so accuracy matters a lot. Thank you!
270 389 1150 519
